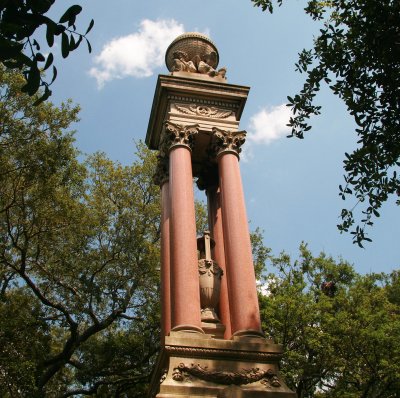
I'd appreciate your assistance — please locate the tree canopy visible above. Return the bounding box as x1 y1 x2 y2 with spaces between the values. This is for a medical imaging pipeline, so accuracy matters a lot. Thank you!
0 0 93 103
0 67 160 396
259 244 400 397
252 0 400 246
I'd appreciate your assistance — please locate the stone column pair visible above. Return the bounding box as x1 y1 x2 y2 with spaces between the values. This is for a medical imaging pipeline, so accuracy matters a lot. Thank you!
157 122 262 339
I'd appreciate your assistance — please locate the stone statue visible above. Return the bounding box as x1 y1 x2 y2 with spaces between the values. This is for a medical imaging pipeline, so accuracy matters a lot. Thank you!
171 51 197 73
195 52 227 78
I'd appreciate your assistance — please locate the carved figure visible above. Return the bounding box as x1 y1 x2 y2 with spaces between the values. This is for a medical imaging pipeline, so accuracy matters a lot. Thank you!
171 51 197 73
195 52 227 78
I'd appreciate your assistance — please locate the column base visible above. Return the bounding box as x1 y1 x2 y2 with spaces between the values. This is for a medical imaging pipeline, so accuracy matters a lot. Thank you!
148 333 296 398
171 325 205 334
202 321 225 339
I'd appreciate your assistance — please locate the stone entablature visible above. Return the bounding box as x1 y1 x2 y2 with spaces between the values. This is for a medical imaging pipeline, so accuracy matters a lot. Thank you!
145 75 249 153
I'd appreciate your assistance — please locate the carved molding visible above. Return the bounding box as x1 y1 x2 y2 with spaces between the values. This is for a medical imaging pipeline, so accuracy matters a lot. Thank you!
162 121 199 152
172 363 281 388
167 95 237 110
211 127 246 158
153 154 169 186
164 345 282 363
174 104 233 119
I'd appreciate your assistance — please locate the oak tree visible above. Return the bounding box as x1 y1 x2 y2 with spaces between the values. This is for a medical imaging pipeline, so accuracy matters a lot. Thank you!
0 67 160 396
259 244 400 397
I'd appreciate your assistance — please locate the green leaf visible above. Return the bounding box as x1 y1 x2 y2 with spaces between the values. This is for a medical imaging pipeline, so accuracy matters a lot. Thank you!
59 5 82 24
50 66 57 85
69 35 76 51
35 52 45 62
61 32 69 58
43 53 54 71
86 38 92 53
21 65 41 96
32 39 40 50
46 22 55 47
33 86 52 106
86 19 95 35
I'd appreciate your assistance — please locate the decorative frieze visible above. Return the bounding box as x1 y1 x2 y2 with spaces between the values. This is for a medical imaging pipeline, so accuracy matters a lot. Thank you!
211 127 246 158
167 95 237 110
161 121 199 152
171 362 281 388
173 104 233 119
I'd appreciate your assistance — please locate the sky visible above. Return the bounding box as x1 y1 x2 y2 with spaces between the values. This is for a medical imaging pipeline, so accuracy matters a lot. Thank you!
43 0 398 275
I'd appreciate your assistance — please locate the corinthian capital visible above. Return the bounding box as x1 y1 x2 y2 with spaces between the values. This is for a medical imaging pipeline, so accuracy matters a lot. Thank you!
161 121 199 152
211 127 246 158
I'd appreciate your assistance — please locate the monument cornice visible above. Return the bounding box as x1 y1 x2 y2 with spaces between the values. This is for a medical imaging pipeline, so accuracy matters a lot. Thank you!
146 74 249 151
163 333 284 363
164 345 283 363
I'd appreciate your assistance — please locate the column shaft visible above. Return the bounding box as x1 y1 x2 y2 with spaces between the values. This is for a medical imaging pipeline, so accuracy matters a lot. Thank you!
160 180 171 342
218 152 263 336
207 186 232 339
169 146 203 333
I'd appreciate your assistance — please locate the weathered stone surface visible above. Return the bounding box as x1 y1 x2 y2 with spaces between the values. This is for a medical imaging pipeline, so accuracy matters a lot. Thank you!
149 333 296 398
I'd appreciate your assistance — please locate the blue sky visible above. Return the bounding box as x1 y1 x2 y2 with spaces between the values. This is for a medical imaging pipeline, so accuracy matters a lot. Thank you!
44 0 398 274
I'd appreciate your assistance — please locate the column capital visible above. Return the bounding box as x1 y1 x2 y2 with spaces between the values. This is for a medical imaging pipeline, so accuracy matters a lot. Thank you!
153 154 169 187
211 127 246 159
161 121 199 153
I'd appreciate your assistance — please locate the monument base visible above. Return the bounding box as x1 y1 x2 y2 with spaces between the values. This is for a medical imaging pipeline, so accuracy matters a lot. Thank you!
148 332 296 398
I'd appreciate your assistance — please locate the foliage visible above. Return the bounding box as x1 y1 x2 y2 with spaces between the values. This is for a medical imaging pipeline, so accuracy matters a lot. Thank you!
194 198 209 235
252 0 400 246
259 244 400 397
0 67 160 396
0 0 94 103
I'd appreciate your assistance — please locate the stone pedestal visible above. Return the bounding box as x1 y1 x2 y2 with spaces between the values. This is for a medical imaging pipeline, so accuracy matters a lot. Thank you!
149 333 295 398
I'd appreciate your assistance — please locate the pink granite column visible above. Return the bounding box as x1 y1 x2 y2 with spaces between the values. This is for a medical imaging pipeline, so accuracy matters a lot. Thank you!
213 128 263 338
154 156 171 343
207 185 232 339
160 179 171 341
165 122 203 334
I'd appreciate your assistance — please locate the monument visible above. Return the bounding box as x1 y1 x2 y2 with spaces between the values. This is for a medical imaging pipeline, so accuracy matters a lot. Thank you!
146 32 295 398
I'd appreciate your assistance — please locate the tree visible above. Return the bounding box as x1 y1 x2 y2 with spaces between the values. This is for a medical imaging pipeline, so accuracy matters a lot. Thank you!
0 67 160 396
0 0 94 103
259 244 400 397
252 0 400 246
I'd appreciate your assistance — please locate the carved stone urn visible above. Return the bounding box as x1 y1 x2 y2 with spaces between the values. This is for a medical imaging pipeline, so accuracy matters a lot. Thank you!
165 32 219 72
197 231 223 323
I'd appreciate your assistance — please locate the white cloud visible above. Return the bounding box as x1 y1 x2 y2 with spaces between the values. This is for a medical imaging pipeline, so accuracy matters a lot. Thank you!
89 19 184 88
247 104 292 145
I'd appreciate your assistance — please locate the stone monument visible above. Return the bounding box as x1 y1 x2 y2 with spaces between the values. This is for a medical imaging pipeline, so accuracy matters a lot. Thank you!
147 32 295 398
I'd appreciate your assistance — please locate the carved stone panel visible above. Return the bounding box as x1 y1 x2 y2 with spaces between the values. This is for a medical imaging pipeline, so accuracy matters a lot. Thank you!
171 362 282 388
173 104 233 119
